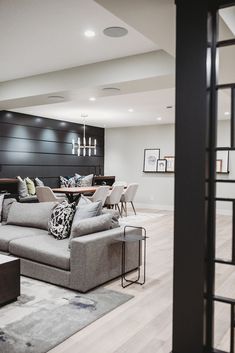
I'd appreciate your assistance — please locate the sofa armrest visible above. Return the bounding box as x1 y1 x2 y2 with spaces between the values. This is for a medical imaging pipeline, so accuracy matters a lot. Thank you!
70 226 141 292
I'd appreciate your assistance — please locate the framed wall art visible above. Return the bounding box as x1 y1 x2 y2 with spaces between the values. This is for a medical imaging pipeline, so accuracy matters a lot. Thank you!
143 149 160 172
216 151 229 174
157 159 167 172
164 156 175 172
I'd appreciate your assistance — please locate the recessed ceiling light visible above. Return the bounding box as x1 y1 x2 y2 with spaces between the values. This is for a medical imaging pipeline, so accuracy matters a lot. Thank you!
224 111 230 116
102 87 120 92
48 95 64 101
84 30 96 38
89 97 96 101
156 117 162 121
128 108 134 113
103 27 128 38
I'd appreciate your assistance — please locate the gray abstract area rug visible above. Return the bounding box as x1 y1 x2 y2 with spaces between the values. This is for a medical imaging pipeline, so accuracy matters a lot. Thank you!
0 277 133 353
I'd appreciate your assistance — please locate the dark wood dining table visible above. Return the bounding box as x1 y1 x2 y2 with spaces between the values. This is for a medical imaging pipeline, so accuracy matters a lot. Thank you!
52 186 101 202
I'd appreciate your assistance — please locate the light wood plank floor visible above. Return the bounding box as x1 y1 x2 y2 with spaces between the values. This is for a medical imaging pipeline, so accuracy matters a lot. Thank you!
49 209 234 353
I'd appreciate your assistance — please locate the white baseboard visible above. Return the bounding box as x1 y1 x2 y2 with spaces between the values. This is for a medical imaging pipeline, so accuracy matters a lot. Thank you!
135 204 232 216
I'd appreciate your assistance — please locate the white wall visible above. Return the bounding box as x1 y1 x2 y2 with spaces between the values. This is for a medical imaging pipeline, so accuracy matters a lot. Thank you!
105 120 234 213
105 124 175 210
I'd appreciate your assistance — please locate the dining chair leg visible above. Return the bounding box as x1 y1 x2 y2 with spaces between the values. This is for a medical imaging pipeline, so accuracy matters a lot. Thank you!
124 202 127 217
131 201 136 215
121 202 124 217
117 204 122 216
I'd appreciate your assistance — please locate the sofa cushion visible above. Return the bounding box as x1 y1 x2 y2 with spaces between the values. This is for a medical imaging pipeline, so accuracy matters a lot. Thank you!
2 198 16 223
0 225 46 252
70 213 112 245
19 195 38 203
48 201 76 239
9 234 70 270
7 202 57 229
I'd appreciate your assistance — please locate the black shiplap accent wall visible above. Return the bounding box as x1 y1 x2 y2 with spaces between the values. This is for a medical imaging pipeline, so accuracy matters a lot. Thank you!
0 110 104 187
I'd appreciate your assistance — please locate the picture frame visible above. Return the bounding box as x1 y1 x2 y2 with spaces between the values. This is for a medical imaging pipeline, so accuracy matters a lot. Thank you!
164 156 175 172
157 159 167 172
216 151 229 174
216 159 222 173
143 149 160 172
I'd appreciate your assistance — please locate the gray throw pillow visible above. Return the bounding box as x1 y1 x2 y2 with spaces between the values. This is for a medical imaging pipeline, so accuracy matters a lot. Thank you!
2 198 16 223
69 213 112 246
17 176 29 198
70 201 102 242
35 177 44 187
0 194 4 222
7 202 57 230
78 194 92 206
76 174 93 187
102 208 120 229
74 201 102 222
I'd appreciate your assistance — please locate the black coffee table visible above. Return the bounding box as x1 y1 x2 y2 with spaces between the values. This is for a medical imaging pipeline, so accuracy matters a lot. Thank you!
0 254 20 306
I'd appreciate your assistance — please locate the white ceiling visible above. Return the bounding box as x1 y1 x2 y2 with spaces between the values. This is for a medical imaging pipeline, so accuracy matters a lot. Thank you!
12 89 175 128
2 1 235 128
11 88 231 128
0 0 157 82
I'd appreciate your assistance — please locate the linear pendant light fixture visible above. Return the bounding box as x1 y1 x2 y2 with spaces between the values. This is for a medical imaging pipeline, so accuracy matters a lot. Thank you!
72 114 97 157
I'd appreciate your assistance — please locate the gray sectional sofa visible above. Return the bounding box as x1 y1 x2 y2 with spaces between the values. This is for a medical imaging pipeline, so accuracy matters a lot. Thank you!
0 199 140 292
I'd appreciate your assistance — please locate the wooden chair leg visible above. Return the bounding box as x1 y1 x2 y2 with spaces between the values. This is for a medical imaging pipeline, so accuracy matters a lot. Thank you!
120 202 124 217
131 201 136 215
117 204 122 216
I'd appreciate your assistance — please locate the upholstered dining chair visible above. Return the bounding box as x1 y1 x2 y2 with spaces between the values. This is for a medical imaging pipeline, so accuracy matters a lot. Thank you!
87 186 110 206
121 183 139 216
36 186 66 202
113 180 128 187
104 185 124 215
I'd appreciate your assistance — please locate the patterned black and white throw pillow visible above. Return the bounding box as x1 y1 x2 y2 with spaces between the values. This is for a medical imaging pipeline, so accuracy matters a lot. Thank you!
48 200 76 239
60 175 78 188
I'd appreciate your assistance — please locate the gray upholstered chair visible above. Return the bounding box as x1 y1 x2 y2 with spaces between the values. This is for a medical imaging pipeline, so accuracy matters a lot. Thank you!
104 185 124 215
87 186 110 206
121 183 139 216
36 186 66 202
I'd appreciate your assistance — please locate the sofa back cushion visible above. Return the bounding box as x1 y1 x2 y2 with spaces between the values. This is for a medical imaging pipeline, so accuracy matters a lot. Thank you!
7 202 57 230
2 198 16 223
69 213 113 246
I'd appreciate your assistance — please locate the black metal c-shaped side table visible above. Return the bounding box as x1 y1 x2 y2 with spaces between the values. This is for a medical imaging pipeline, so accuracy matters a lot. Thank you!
115 225 147 288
